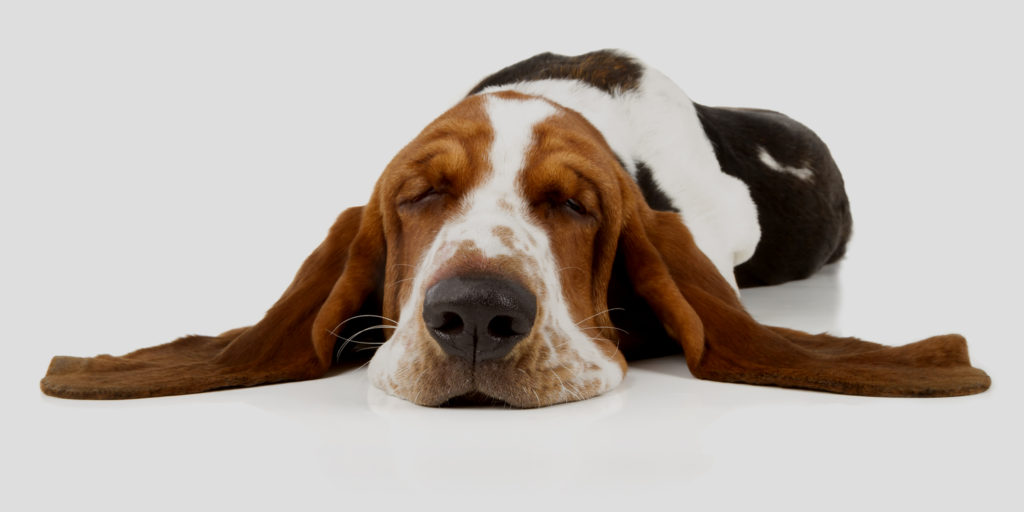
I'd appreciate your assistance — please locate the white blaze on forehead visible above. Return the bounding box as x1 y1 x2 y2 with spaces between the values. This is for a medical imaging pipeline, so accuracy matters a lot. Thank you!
440 96 557 258
485 96 557 183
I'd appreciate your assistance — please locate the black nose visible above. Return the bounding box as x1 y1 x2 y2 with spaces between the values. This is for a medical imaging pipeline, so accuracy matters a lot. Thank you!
422 275 537 362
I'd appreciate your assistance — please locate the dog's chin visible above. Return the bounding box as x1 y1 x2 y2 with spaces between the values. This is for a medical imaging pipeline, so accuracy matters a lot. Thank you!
367 330 621 408
368 358 575 409
372 363 608 409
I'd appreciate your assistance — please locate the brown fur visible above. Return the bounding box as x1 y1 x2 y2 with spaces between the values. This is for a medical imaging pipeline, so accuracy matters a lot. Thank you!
41 206 371 398
624 206 990 396
41 92 990 402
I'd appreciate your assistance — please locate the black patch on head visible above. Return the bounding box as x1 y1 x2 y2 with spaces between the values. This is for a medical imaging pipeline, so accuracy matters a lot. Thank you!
468 50 644 96
634 161 679 213
694 104 853 287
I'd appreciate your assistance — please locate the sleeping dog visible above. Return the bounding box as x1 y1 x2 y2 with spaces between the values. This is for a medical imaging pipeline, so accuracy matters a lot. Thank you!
41 50 989 406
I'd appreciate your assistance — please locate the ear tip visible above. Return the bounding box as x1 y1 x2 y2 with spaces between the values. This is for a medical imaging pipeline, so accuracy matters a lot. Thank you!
39 377 74 399
928 367 992 397
972 370 993 393
40 356 103 399
44 355 88 377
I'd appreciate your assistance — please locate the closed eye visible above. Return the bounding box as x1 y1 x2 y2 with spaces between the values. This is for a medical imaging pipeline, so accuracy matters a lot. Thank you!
400 187 442 208
564 198 586 215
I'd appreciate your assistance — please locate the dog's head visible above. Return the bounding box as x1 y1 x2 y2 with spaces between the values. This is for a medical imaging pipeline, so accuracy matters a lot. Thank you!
315 91 695 406
364 92 635 406
41 93 990 403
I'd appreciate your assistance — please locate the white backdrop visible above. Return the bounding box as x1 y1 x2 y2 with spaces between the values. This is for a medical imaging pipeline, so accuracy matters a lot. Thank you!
2 1 1021 511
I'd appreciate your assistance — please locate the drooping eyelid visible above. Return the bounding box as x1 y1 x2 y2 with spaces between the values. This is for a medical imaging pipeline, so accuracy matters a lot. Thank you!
395 176 437 206
569 185 600 216
563 163 606 222
524 164 603 220
398 149 470 206
564 198 587 216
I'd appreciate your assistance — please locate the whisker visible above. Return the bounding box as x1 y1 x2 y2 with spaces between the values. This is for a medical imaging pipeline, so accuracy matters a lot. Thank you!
333 324 396 359
574 308 625 326
550 366 569 400
334 314 400 327
588 335 620 350
328 314 399 337
578 325 630 335
385 277 416 289
344 324 396 341
553 363 584 401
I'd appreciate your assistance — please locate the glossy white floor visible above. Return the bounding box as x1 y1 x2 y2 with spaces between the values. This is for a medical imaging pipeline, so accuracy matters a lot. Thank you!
4 2 1021 511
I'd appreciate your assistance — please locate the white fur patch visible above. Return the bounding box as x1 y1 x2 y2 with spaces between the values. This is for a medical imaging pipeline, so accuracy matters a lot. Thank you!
758 146 814 181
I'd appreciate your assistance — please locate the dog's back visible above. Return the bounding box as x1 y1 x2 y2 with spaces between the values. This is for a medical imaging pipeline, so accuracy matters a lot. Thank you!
469 49 852 288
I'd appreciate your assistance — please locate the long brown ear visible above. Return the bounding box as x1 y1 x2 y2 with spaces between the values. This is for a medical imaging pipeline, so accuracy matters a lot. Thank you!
622 203 991 397
41 200 386 399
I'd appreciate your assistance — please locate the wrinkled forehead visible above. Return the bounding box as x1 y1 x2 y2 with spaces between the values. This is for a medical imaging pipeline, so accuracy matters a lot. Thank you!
391 92 622 198
428 91 564 167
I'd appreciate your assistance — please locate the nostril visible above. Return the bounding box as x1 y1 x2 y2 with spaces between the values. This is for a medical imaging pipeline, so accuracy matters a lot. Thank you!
487 315 519 339
436 312 464 336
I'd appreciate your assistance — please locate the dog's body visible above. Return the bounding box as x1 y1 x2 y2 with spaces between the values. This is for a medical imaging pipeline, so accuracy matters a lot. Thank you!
41 50 989 406
469 50 851 291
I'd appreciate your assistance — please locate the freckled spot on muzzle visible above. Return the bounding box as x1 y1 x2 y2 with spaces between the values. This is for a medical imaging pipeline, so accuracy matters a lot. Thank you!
492 225 516 251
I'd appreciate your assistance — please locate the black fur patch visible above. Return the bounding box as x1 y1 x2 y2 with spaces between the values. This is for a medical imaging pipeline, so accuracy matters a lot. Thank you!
694 104 853 287
468 50 644 96
634 161 679 213
606 248 682 361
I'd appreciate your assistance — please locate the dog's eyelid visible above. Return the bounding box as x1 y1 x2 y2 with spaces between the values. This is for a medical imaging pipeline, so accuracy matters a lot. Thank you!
564 198 587 215
400 187 443 206
395 178 449 208
417 186 441 200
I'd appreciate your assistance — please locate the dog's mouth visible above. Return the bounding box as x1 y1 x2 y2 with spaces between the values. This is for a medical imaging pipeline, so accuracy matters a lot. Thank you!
440 391 513 408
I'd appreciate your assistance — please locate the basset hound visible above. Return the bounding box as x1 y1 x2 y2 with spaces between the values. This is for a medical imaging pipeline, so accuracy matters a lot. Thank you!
41 50 990 406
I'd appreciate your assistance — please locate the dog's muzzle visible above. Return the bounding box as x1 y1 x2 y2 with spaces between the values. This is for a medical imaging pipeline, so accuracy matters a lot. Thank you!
422 275 537 362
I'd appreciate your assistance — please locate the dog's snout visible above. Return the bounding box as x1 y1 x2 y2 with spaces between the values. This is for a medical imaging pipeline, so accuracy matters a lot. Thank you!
422 275 537 362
